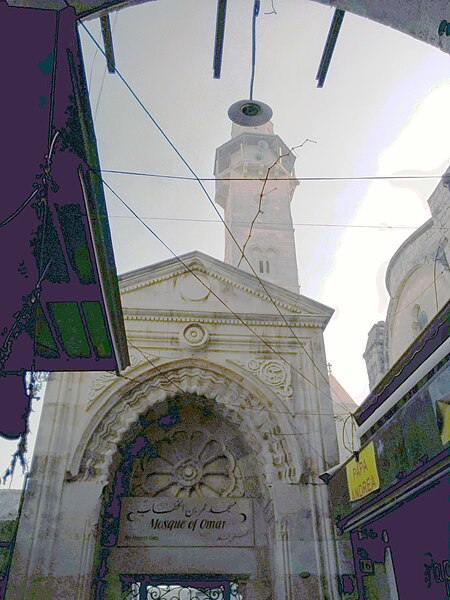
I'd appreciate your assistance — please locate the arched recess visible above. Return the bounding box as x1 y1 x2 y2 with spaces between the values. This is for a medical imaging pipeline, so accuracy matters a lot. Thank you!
69 357 302 487
81 358 303 599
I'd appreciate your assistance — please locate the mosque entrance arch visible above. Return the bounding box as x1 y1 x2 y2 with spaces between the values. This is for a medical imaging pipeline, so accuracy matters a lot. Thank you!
91 393 275 600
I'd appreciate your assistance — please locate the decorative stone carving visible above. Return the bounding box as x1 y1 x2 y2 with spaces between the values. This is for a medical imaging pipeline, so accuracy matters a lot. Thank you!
130 429 244 498
233 359 292 399
180 323 209 349
120 258 305 315
87 346 145 407
178 272 211 301
73 362 299 486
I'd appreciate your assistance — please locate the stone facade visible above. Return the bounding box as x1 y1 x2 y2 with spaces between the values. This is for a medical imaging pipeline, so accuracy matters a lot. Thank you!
364 168 450 389
6 123 346 599
6 253 342 599
363 322 387 391
0 489 21 598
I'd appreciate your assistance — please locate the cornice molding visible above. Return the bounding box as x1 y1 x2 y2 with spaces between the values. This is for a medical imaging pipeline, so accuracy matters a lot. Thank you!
120 257 321 317
122 311 325 328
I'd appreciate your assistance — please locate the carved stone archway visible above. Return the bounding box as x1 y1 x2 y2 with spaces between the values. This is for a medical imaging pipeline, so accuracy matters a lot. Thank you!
84 361 294 600
70 358 302 489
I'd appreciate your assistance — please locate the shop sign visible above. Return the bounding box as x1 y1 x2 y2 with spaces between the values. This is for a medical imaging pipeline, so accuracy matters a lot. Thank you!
346 442 380 501
118 497 254 547
436 400 450 445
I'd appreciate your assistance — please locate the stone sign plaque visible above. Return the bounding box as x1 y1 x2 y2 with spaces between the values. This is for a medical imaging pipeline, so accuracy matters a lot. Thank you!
118 497 254 547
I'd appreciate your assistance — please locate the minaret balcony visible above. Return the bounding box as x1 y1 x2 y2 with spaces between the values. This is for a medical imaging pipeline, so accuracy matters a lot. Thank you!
214 133 295 177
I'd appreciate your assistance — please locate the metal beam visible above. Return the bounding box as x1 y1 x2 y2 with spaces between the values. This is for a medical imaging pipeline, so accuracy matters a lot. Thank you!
316 9 345 88
6 0 450 55
213 0 227 79
5 0 156 18
309 0 450 56
100 13 116 73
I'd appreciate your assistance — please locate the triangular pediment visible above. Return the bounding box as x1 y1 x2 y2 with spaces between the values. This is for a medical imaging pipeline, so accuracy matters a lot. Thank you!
119 251 333 328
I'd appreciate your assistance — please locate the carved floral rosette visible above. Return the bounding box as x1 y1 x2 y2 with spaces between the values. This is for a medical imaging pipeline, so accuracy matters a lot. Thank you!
88 346 145 406
180 322 209 349
130 429 244 498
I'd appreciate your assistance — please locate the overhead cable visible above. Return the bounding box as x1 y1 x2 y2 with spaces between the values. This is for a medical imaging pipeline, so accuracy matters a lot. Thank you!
126 341 335 466
97 168 444 183
81 23 355 416
97 173 352 418
105 214 439 231
125 342 349 419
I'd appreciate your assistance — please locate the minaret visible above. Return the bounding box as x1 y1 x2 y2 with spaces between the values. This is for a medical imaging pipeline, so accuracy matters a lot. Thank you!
214 121 300 293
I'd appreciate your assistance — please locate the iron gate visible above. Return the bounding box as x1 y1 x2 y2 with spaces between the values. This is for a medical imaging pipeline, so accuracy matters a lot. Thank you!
121 577 242 600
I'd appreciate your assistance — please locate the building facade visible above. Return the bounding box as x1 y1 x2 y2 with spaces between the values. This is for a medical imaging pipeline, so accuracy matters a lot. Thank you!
364 167 450 390
333 167 450 599
328 299 449 599
5 121 348 599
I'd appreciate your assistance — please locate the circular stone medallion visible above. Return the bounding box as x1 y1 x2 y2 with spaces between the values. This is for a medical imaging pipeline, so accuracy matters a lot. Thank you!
180 322 209 348
178 273 210 301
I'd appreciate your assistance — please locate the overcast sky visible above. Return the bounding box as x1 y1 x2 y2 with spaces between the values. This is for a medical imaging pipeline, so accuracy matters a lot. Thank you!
80 0 449 400
2 0 450 487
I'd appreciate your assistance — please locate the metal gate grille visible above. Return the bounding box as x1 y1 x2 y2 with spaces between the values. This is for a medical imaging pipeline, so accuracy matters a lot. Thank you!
122 578 242 600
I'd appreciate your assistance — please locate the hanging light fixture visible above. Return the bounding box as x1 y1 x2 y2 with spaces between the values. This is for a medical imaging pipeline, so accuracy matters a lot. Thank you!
228 0 273 127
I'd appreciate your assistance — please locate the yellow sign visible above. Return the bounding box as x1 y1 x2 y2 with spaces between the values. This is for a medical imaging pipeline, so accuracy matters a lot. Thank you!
346 442 380 502
437 401 450 446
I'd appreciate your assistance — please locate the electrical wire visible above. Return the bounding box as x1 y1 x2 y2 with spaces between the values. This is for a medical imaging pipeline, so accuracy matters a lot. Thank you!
434 247 440 312
124 342 346 418
395 269 445 316
80 20 220 211
117 368 347 419
0 188 39 229
87 34 101 92
126 341 334 466
433 236 448 312
97 167 444 183
96 173 352 418
341 412 355 454
105 213 444 231
264 0 277 15
80 21 355 416
93 59 108 122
